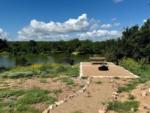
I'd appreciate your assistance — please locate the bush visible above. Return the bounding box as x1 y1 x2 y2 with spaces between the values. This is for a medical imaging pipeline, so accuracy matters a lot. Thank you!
118 58 150 92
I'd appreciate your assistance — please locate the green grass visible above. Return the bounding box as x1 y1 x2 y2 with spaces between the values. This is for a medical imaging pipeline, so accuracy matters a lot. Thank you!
0 88 57 113
39 78 48 83
51 89 62 97
17 88 56 105
118 58 150 92
107 100 139 113
0 64 79 79
62 77 75 85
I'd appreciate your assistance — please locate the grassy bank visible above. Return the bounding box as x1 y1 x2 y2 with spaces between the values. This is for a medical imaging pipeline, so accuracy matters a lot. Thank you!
0 63 80 113
0 64 79 79
118 58 150 92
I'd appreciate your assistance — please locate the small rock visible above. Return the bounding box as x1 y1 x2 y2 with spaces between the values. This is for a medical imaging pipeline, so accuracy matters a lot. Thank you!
144 104 150 110
148 88 150 93
141 91 147 97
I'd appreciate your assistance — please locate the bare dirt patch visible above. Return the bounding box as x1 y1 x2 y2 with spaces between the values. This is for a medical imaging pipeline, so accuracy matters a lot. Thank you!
131 82 150 113
50 78 128 113
0 77 85 112
114 81 150 113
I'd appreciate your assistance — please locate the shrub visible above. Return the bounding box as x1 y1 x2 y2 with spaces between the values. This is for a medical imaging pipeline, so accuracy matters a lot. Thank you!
118 58 150 92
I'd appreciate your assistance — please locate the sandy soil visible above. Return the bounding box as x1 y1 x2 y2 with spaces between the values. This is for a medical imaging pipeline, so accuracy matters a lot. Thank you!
132 82 150 113
0 77 85 112
114 81 150 113
50 78 128 113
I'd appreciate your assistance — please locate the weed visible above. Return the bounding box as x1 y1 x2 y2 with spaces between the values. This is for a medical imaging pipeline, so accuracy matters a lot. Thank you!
95 81 102 84
107 100 139 113
62 77 75 85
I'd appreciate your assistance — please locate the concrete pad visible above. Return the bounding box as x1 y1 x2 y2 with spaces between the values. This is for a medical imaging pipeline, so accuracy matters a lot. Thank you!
80 62 139 78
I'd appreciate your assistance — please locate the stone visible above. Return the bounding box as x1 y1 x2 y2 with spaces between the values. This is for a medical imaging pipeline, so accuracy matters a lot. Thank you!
48 105 53 110
98 110 105 113
144 104 150 110
98 107 107 113
141 91 147 97
148 88 150 93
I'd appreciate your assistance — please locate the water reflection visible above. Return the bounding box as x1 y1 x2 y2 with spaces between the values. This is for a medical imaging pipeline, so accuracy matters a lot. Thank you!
0 54 90 68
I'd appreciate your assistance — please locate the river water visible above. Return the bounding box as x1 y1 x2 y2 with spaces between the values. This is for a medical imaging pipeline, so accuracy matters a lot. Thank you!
0 54 90 68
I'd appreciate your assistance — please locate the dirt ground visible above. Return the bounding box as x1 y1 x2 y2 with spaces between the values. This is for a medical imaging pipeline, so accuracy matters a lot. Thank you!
81 62 138 78
0 77 85 111
131 82 150 113
112 81 150 113
50 78 129 113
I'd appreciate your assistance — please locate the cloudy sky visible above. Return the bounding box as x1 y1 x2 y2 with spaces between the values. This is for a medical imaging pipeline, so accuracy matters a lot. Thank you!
0 0 149 41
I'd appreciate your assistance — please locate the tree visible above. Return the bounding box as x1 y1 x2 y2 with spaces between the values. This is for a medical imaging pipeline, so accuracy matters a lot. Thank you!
0 39 9 51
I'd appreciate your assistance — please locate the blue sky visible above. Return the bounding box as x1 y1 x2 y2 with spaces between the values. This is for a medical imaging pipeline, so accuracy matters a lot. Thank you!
0 0 149 41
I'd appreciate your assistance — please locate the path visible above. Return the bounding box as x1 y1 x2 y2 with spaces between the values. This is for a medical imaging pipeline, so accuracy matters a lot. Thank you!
48 78 128 113
43 62 137 113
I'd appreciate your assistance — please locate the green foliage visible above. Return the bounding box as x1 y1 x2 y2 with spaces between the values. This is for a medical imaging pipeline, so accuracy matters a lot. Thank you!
62 77 75 85
0 88 25 98
118 58 150 92
107 101 139 113
66 66 79 77
1 19 150 63
51 89 62 97
0 88 57 113
0 64 79 78
17 88 56 104
128 94 135 100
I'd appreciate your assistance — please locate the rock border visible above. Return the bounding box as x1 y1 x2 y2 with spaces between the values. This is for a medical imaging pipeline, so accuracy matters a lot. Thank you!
42 77 91 113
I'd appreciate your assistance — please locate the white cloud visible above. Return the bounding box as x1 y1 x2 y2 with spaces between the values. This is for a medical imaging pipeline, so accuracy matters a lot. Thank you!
143 19 147 23
78 29 121 41
113 0 124 3
0 28 8 39
18 13 121 41
18 14 89 40
101 24 112 29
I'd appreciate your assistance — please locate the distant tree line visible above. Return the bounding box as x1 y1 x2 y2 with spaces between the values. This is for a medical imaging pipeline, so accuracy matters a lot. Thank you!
0 19 150 63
